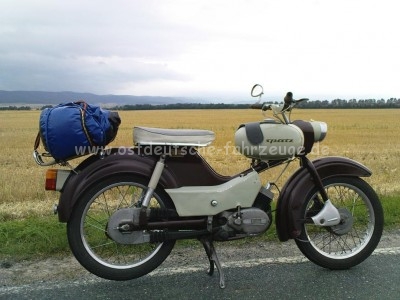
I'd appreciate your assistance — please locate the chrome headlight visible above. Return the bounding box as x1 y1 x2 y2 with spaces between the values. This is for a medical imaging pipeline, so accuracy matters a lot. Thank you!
310 121 328 142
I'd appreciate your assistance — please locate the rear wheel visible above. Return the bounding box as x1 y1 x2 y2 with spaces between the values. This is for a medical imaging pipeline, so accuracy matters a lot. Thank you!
67 175 176 280
295 176 383 270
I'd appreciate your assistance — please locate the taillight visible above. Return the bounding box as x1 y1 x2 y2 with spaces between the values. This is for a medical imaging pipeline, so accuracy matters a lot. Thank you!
45 169 57 190
45 169 71 191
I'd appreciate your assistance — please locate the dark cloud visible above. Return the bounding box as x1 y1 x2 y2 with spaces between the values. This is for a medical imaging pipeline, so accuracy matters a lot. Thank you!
0 1 202 93
0 52 187 93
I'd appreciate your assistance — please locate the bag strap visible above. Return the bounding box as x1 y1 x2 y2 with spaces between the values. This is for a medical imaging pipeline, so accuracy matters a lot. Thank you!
75 101 95 147
34 131 41 151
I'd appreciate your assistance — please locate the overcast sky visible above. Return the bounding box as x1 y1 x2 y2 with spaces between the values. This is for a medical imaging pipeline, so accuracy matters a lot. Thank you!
1 0 399 101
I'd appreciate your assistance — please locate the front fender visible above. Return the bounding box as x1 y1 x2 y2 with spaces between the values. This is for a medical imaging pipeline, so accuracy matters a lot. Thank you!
57 148 179 222
275 156 372 242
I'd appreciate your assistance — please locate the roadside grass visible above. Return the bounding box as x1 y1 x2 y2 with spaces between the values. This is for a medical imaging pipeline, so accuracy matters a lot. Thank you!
0 217 69 261
1 195 398 262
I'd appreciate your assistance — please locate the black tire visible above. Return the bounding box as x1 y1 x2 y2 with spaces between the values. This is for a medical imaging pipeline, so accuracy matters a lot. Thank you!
295 176 383 270
67 175 176 281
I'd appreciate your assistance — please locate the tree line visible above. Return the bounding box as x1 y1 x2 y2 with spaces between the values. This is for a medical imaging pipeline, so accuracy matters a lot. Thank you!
0 98 399 110
111 98 400 110
0 105 33 110
297 98 400 109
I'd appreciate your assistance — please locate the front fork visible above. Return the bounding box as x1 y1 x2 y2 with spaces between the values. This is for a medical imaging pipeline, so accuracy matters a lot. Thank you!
300 156 341 227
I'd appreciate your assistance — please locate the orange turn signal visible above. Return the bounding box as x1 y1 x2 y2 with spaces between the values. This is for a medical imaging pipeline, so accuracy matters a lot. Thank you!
45 169 58 190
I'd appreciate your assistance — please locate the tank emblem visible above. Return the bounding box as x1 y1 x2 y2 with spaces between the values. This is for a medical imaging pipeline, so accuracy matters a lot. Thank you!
266 139 294 143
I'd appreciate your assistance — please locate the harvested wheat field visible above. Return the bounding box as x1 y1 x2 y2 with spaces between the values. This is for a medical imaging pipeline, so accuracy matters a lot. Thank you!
0 108 399 220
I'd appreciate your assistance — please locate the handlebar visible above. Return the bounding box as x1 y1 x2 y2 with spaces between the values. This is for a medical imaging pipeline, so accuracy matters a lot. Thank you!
250 103 263 110
249 90 309 124
250 94 309 110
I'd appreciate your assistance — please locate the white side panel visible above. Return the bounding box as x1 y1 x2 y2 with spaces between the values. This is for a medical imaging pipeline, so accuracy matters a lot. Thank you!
165 171 261 216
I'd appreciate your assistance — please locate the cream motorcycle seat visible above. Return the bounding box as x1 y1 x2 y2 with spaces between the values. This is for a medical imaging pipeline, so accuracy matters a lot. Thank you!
134 126 215 147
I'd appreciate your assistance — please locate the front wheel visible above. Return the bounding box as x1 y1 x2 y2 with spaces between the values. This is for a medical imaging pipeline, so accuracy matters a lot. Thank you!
295 176 383 270
67 175 176 280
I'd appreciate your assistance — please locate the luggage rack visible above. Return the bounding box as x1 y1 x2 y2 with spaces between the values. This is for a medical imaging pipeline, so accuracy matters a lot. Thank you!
33 150 58 166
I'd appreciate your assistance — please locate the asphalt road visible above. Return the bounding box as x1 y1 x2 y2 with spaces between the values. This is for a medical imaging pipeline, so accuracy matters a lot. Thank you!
1 246 400 300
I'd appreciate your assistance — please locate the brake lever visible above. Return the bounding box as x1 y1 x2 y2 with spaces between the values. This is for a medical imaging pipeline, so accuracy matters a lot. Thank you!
293 98 309 103
250 102 272 111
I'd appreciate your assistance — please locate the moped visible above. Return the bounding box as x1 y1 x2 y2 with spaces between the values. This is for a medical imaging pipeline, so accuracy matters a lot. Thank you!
34 84 383 288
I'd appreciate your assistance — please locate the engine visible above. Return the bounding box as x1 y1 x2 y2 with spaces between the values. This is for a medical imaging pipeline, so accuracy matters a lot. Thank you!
214 208 271 240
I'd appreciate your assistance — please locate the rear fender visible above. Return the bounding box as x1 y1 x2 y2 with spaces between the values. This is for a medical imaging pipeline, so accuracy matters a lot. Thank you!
57 148 179 222
275 156 372 242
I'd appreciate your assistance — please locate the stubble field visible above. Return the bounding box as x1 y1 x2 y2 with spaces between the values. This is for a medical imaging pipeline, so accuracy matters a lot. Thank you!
0 108 399 221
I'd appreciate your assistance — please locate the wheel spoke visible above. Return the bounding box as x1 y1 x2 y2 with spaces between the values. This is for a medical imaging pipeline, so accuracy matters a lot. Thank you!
85 218 107 232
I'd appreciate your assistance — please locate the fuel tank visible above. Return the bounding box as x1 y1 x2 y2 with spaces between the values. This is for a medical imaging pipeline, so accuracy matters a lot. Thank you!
235 120 328 160
235 121 305 160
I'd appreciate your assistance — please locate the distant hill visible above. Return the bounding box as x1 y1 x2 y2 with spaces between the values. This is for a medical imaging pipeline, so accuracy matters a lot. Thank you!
0 90 190 106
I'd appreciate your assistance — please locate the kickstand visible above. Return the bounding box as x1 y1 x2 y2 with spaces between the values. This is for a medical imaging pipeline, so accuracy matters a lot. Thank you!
200 237 226 289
